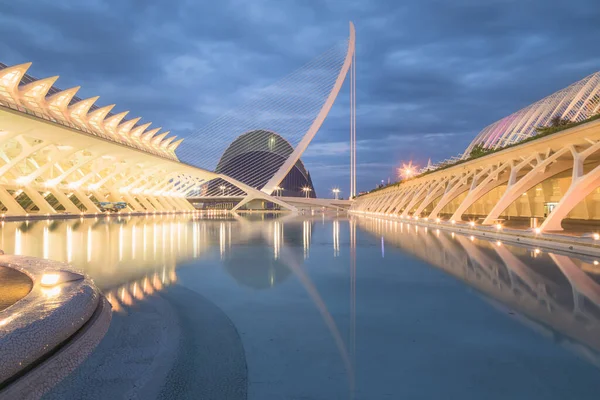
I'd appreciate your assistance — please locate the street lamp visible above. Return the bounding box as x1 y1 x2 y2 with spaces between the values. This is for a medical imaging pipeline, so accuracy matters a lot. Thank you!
219 185 226 196
398 161 417 180
302 187 312 198
332 188 340 200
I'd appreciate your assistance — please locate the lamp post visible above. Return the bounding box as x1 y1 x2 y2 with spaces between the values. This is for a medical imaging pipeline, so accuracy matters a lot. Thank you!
332 188 340 200
302 187 312 198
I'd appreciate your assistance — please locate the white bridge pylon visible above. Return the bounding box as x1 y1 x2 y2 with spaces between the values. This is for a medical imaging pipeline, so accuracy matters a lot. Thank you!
179 22 357 205
262 22 357 197
0 63 296 214
0 23 359 215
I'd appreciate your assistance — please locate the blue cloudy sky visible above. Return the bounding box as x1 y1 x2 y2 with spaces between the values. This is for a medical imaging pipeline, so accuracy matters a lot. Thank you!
1 0 599 197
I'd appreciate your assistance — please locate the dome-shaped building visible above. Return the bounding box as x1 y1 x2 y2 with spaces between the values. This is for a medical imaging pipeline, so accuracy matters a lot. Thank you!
211 129 316 198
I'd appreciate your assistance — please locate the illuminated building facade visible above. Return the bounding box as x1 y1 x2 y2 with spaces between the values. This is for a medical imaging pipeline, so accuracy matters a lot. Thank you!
0 23 356 215
352 71 600 232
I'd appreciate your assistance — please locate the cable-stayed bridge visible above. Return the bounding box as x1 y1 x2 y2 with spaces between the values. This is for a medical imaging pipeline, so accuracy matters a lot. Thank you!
0 23 357 217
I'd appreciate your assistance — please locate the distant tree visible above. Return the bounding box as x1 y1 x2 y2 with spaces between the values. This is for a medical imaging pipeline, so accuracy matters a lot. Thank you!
549 115 571 127
536 115 573 134
469 143 490 158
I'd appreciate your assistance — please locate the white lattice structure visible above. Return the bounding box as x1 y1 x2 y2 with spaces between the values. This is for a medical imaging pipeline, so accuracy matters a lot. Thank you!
179 22 356 201
0 23 356 216
464 72 600 157
352 71 600 232
0 62 298 215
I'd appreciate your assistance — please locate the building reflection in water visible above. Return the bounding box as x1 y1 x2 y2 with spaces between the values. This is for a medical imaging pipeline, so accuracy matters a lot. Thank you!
0 214 234 291
356 215 600 367
1 213 356 391
0 213 320 293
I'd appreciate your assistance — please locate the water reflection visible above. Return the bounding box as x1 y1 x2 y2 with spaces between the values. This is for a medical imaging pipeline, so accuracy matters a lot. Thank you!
356 215 600 366
0 215 234 289
0 214 320 292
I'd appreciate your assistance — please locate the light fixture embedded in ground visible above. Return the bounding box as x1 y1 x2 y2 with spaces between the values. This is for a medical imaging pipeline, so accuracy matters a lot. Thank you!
41 273 60 287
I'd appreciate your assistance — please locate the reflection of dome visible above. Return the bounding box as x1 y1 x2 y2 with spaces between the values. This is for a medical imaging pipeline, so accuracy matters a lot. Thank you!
223 242 292 290
212 129 316 198
222 222 309 289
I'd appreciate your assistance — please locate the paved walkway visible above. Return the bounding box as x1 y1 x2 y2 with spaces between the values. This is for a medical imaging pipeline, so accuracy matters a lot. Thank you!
0 266 32 311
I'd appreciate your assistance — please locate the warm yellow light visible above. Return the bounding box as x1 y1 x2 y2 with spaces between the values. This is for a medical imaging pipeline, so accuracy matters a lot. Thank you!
534 248 541 254
496 224 502 230
451 220 455 224
594 261 599 266
436 218 441 223
42 286 61 297
15 176 29 185
470 235 475 241
398 161 418 179
469 221 475 227
496 241 502 246
41 273 60 286
594 233 600 240
534 227 541 234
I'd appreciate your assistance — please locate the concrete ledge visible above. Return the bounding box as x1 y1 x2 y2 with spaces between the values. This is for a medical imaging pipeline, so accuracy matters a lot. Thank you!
0 256 112 398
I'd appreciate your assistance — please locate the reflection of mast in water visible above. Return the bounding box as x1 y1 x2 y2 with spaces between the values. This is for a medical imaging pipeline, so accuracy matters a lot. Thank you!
333 219 340 257
349 218 357 380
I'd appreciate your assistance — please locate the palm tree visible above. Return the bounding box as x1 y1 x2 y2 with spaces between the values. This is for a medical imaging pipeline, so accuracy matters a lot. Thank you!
535 115 572 134
549 115 571 127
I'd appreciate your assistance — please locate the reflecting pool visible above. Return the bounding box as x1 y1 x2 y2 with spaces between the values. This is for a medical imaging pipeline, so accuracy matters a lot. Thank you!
3 213 600 399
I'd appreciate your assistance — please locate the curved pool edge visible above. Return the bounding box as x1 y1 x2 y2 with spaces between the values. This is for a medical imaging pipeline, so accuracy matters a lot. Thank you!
0 266 32 312
0 255 112 399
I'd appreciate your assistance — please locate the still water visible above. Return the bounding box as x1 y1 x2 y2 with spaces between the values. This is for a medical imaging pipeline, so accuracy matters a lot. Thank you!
3 213 600 399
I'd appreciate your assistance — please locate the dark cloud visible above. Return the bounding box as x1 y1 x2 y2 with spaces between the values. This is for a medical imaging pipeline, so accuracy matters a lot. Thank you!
1 0 599 195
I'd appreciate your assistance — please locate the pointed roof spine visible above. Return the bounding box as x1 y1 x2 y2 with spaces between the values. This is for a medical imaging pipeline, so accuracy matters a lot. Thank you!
151 131 169 146
129 122 152 138
19 76 59 102
141 127 161 142
117 117 141 137
47 86 80 110
168 138 184 151
87 104 115 126
68 96 99 125
160 136 176 148
103 111 129 134
0 62 32 102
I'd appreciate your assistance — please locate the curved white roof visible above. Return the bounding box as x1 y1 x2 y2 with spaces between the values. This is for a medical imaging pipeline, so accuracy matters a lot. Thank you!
0 62 183 160
464 71 600 158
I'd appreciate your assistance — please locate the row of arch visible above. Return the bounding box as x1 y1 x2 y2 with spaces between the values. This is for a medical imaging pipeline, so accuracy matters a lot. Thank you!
353 121 600 232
